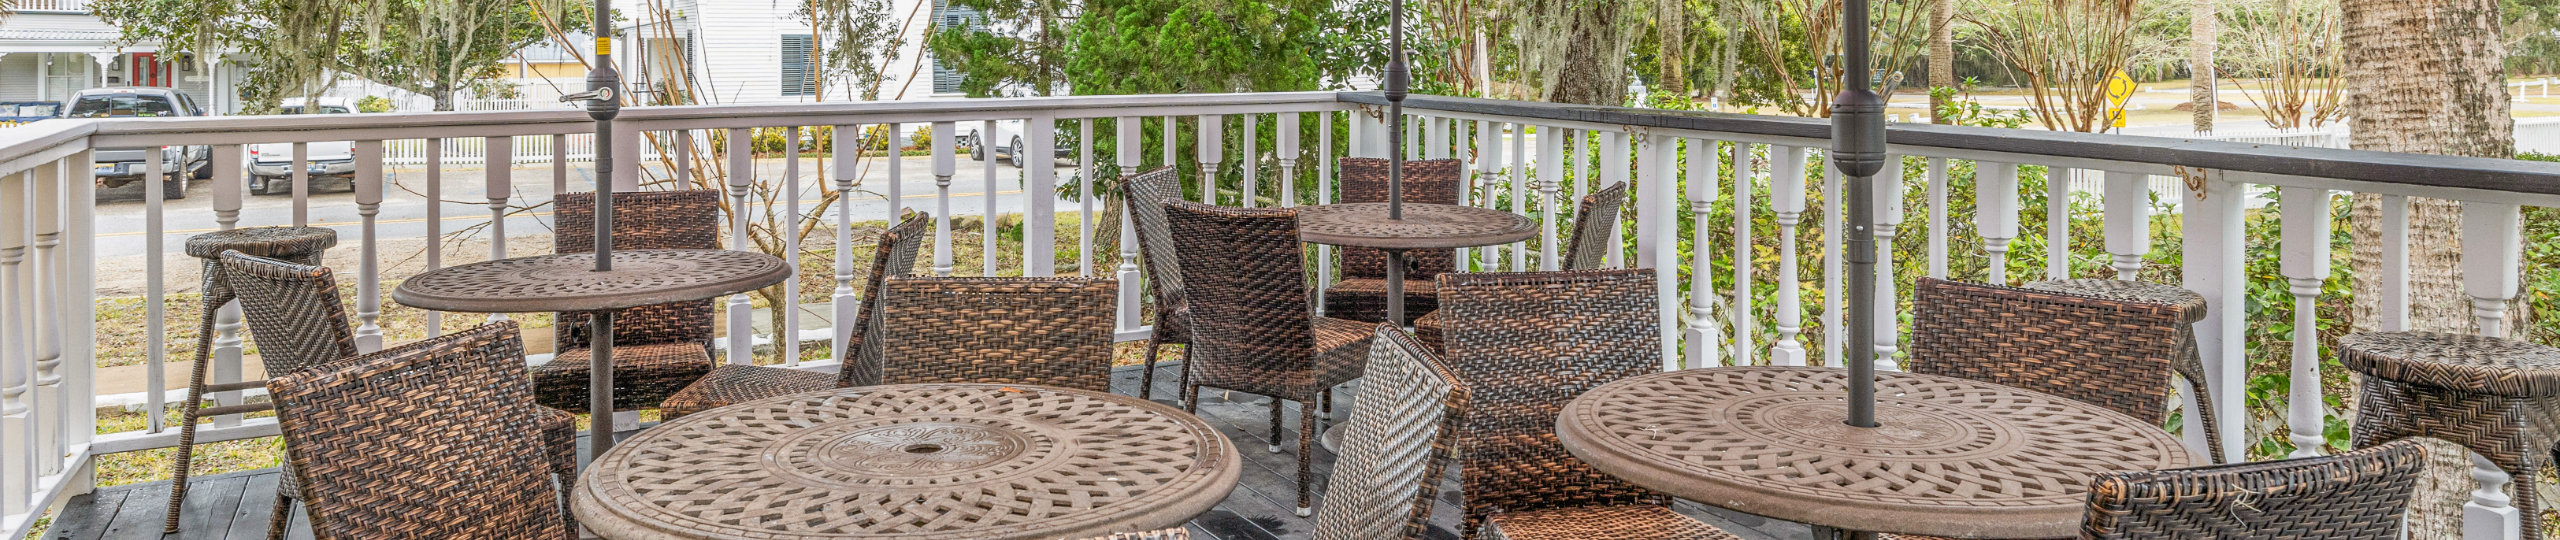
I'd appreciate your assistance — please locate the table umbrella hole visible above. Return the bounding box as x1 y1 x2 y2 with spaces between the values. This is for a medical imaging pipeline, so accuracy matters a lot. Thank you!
904 444 944 454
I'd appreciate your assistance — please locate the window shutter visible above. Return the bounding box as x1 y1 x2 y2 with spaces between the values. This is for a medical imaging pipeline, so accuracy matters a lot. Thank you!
780 34 815 97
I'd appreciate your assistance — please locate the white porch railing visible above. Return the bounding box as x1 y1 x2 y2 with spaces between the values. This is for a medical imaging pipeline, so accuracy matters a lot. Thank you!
3 91 2557 539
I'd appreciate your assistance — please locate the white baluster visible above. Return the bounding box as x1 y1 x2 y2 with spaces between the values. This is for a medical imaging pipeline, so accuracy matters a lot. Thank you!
291 142 309 227
1508 123 1528 271
1604 131 1628 268
354 141 384 352
1115 117 1144 334
1427 117 1450 160
64 154 95 445
1769 145 1808 366
1242 115 1259 208
27 158 62 473
982 120 1000 276
1873 157 1905 371
833 124 861 364
726 128 756 365
2459 200 2523 539
2047 166 2072 279
1823 161 1842 367
553 133 569 193
2180 171 2246 461
208 144 245 426
1926 158 1948 279
486 137 512 323
1198 115 1222 204
1730 142 1756 365
933 122 956 277
424 139 444 336
1318 113 1336 309
2 166 29 514
1975 162 2020 285
2277 186 2329 459
1684 139 1724 368
1026 115 1057 276
1164 116 1178 167
1538 126 1564 270
2378 195 2409 332
2103 170 2149 280
2465 451 2522 539
1079 120 1097 273
782 127 803 365
884 124 903 217
1638 133 1679 369
141 147 165 433
1278 114 1301 208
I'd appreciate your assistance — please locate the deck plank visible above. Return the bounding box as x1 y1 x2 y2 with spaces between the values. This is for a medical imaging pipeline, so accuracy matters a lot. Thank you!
96 477 172 540
171 475 248 539
222 472 283 540
44 488 127 540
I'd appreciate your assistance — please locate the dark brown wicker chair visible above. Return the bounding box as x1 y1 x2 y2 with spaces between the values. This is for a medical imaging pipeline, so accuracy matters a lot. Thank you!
1123 166 1191 400
163 226 335 534
193 251 578 539
2080 439 2426 539
1433 269 1736 540
875 276 1118 391
2022 278 2223 464
657 210 931 419
267 321 576 540
535 190 723 413
2341 331 2560 540
1312 324 1469 540
1162 200 1374 517
1907 277 2186 427
1323 158 1465 326
1414 181 1624 352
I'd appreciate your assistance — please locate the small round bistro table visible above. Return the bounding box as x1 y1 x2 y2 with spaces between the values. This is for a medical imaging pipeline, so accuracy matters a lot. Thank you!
391 249 790 461
572 383 1242 540
1555 366 2194 539
1296 202 1536 325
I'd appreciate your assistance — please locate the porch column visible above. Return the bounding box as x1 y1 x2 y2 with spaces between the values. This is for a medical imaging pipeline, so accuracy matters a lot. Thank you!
90 53 114 87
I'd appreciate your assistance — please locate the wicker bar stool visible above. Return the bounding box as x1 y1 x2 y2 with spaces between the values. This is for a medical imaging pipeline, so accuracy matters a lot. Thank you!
2079 439 2426 539
1322 158 1464 326
161 226 333 534
2022 278 2224 464
208 252 579 538
2342 331 2560 539
1123 166 1191 400
875 276 1119 391
1435 269 1738 540
534 190 721 413
657 210 930 419
268 321 577 540
1312 324 1469 540
1413 181 1624 352
1163 200 1374 517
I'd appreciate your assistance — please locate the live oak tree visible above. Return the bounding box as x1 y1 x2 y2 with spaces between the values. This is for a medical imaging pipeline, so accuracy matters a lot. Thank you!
90 0 581 112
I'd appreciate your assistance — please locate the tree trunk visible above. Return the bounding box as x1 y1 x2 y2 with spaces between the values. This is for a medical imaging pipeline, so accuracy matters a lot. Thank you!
1715 1 1737 106
1657 0 1688 98
433 87 457 112
2189 0 2216 134
2339 0 2513 536
1545 3 1635 106
1928 0 1954 123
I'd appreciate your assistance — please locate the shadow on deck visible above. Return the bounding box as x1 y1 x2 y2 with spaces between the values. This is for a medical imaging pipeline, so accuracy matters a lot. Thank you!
45 363 1812 540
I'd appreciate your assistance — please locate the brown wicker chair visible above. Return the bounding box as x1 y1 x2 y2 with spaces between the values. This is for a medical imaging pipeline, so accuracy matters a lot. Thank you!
535 189 721 413
1312 324 1469 540
2341 331 2560 540
162 227 335 534
2080 439 2426 539
267 321 576 540
1434 269 1736 540
194 251 577 539
1907 277 2186 427
1123 166 1191 400
2022 278 2224 464
1413 181 1624 352
657 210 931 419
1162 200 1374 517
1323 158 1464 326
875 276 1119 391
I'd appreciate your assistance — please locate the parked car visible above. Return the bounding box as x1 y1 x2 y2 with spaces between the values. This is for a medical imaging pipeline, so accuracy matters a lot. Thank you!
964 119 1075 167
0 101 59 128
246 98 360 195
61 88 213 199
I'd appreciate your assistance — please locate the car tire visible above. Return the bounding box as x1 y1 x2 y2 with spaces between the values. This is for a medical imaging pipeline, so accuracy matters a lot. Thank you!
163 174 191 200
1007 138 1026 167
192 159 213 180
249 176 272 196
969 131 987 161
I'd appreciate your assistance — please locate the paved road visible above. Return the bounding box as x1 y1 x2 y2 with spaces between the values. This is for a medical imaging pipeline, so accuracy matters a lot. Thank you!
91 155 1088 258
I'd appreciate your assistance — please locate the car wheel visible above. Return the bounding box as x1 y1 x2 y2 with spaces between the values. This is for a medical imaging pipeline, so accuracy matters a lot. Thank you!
163 174 191 200
1007 138 1026 167
192 160 213 180
969 131 987 161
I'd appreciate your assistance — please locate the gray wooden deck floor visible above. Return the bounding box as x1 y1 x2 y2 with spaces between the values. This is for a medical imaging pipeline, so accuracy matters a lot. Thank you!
44 362 1811 540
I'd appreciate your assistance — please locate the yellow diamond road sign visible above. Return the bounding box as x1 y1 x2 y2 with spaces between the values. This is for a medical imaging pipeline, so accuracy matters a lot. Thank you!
2104 69 2135 128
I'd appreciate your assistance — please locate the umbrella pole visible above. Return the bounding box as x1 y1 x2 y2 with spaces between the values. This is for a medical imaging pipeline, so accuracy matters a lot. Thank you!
581 0 623 460
1385 0 1406 220
1834 0 1888 428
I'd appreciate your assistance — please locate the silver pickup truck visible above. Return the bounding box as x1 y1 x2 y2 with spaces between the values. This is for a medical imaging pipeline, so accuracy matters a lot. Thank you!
61 88 213 199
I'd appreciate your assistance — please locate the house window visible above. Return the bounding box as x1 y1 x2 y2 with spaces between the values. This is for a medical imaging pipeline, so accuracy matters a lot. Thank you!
781 34 816 97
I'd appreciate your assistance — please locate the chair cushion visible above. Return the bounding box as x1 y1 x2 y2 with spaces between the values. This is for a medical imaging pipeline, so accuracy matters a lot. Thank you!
531 342 715 412
657 364 836 420
1485 505 1740 540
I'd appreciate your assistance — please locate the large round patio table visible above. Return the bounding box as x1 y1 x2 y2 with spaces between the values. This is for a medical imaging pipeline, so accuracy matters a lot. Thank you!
1296 202 1535 326
391 249 791 461
571 383 1242 540
1555 366 2194 539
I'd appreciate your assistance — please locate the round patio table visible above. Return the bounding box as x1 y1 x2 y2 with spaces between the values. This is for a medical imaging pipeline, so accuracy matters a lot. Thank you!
572 383 1242 540
1555 366 2194 539
391 249 791 461
1296 202 1535 326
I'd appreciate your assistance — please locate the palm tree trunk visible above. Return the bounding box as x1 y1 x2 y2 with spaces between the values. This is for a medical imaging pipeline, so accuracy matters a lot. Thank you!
1658 0 1688 98
1928 0 1953 123
2339 0 2515 535
2188 0 2216 134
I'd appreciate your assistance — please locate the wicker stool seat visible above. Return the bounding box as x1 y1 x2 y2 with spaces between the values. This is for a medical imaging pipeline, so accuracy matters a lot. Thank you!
658 363 835 419
2020 278 2222 464
531 343 716 411
163 227 336 535
1484 505 1740 540
2342 331 2560 539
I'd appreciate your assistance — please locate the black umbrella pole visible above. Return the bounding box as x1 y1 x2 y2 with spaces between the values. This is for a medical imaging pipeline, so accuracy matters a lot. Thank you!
1834 0 1887 428
1385 0 1408 219
587 0 621 271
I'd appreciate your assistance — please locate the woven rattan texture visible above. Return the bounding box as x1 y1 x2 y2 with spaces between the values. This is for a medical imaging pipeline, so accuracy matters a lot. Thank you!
1073 529 1190 540
577 384 1238 540
269 321 572 540
1312 326 1469 540
842 210 938 387
2022 278 2223 464
1414 185 1622 351
652 211 931 420
2345 331 2560 539
1324 279 1438 326
1482 505 1739 540
1124 167 1193 399
2341 331 2560 398
1335 157 1463 278
1909 278 2185 426
657 363 833 419
551 189 721 351
2079 439 2423 539
1433 269 1670 537
184 226 338 259
531 343 714 411
1163 201 1372 514
876 276 1118 392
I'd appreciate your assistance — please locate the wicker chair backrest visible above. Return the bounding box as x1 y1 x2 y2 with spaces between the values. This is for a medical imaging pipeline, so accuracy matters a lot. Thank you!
268 321 568 540
1434 269 1669 535
553 189 720 352
875 276 1119 392
1123 166 1189 337
1561 181 1627 271
217 251 358 376
2081 439 2425 539
1337 158 1462 280
838 210 935 388
1313 325 1470 540
1908 277 2186 424
1162 201 1320 395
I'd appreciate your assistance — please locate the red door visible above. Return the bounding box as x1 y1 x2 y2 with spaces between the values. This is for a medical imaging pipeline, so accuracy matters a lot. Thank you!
129 53 167 87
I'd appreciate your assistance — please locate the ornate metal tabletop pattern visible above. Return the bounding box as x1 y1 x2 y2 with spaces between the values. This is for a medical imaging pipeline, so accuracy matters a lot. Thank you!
572 384 1241 540
392 249 790 313
1555 367 2193 539
1296 203 1537 250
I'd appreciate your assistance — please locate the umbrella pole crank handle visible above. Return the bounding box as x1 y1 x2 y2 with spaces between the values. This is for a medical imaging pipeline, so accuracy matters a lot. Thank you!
589 310 616 462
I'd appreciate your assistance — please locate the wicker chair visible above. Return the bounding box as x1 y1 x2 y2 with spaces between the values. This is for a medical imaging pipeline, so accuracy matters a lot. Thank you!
534 189 721 413
191 251 578 539
875 276 1118 391
2081 439 2426 539
657 210 931 419
1162 200 1374 517
2022 278 2224 464
1434 269 1737 540
2340 331 2560 540
1312 324 1469 540
267 321 576 540
1072 529 1190 540
1123 166 1191 399
1322 158 1465 326
1907 277 2186 427
162 227 335 534
1413 181 1624 352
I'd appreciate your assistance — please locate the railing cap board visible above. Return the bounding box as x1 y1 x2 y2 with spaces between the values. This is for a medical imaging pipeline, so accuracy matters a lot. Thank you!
0 120 96 177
